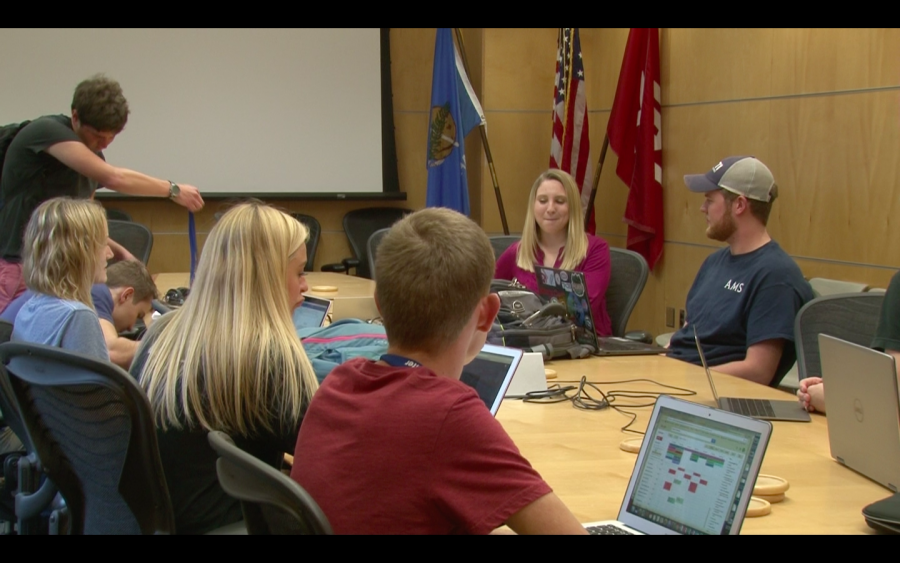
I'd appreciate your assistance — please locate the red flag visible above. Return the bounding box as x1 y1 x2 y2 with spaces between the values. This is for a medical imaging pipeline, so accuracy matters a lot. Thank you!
607 28 663 270
550 28 595 234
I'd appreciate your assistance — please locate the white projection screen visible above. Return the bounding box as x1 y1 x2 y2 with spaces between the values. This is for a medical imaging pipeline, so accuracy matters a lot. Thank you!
0 28 400 198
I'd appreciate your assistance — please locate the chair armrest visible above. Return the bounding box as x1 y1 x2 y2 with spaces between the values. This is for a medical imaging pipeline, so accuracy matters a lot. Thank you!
321 262 347 273
624 330 653 344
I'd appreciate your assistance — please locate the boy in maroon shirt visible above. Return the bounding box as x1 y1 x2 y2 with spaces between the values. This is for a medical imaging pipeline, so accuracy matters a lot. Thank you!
290 208 586 535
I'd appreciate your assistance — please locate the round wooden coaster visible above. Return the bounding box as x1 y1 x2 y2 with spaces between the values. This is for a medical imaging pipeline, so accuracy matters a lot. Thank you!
544 368 558 380
753 474 789 496
755 492 785 504
310 285 338 293
746 497 771 517
619 437 643 453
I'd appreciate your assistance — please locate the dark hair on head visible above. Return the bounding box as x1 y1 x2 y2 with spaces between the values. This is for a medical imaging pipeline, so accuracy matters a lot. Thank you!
72 74 130 133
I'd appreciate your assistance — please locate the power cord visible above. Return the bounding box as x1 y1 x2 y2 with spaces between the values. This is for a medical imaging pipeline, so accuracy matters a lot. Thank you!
518 377 697 435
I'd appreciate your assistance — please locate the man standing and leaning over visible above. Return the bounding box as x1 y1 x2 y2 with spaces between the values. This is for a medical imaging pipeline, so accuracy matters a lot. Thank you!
0 74 204 313
666 156 814 387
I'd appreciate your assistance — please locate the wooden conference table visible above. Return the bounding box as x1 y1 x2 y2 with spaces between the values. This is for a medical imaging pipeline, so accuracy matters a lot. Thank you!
155 271 889 534
153 272 376 301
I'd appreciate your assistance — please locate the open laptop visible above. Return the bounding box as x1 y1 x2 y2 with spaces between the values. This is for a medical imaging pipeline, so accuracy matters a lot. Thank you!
820 334 900 492
693 326 810 422
292 295 333 331
459 344 523 416
582 394 772 535
534 265 667 356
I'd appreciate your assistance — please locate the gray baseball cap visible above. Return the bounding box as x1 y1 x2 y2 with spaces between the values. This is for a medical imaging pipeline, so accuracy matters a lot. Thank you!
684 156 775 202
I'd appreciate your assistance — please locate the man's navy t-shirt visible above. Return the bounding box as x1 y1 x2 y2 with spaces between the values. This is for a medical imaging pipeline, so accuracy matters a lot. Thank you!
667 240 814 386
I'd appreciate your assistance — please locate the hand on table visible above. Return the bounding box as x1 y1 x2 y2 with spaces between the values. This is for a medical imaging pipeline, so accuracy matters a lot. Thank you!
797 377 825 413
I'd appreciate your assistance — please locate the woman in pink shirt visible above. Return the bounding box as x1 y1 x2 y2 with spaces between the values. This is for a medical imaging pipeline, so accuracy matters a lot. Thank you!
495 169 612 337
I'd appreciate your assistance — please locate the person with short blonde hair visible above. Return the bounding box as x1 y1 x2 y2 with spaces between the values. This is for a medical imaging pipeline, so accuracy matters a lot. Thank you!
291 207 587 535
495 169 613 336
130 200 317 535
11 197 112 360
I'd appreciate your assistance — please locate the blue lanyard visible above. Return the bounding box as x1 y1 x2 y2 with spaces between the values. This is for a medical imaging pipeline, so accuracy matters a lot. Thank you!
188 211 197 286
379 354 422 368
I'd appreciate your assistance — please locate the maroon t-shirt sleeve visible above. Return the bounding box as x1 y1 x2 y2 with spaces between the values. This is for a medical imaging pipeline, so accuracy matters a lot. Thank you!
431 392 552 534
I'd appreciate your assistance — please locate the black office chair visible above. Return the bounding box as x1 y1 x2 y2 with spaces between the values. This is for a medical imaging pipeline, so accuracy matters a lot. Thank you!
290 213 321 273
607 247 652 342
208 431 332 535
794 292 885 380
0 342 175 535
321 207 412 279
105 208 133 222
107 220 153 265
489 235 520 261
366 228 391 282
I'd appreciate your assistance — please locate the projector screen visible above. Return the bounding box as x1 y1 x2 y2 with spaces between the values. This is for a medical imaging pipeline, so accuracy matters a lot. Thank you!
0 28 401 198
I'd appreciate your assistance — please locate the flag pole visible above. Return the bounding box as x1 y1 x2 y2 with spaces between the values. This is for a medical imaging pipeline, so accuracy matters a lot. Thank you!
584 134 609 228
454 28 509 235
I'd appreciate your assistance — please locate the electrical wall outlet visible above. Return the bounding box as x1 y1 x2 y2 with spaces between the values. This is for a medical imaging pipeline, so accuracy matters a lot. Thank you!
679 309 686 327
666 307 675 327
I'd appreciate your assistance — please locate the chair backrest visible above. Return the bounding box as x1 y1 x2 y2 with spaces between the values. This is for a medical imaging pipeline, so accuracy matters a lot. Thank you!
105 208 133 222
0 342 175 535
489 235 520 261
366 228 391 282
207 431 332 535
342 207 412 279
107 220 153 264
0 320 31 452
794 292 885 380
291 213 321 272
808 277 870 297
606 248 649 337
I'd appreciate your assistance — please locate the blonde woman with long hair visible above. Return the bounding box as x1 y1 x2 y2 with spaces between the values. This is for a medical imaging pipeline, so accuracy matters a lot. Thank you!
494 169 613 336
11 197 113 358
130 200 318 534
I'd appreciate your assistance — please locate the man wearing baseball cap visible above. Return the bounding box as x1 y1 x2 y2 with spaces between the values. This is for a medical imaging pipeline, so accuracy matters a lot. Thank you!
666 156 814 387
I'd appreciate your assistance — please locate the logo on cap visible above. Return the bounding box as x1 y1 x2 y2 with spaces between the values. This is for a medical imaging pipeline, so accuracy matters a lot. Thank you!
712 162 723 172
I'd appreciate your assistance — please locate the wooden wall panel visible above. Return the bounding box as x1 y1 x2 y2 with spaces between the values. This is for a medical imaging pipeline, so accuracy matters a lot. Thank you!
664 29 900 105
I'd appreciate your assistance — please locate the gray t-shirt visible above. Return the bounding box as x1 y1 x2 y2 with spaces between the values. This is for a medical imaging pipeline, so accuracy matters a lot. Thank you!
11 293 109 361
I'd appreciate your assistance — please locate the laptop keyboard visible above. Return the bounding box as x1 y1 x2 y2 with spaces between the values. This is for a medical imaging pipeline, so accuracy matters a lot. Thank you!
586 524 634 535
727 398 776 419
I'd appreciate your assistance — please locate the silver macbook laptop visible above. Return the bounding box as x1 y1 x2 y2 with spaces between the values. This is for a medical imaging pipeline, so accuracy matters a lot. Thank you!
583 394 772 535
292 295 333 330
820 334 900 492
534 265 667 356
694 326 810 422
460 344 523 415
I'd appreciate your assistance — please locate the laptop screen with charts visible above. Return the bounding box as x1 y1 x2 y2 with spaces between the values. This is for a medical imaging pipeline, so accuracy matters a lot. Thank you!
693 326 810 422
459 344 523 416
819 334 900 492
292 295 333 331
534 265 666 356
583 394 772 535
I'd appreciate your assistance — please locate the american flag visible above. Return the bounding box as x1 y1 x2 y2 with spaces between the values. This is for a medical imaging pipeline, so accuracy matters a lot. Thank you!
550 28 594 234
